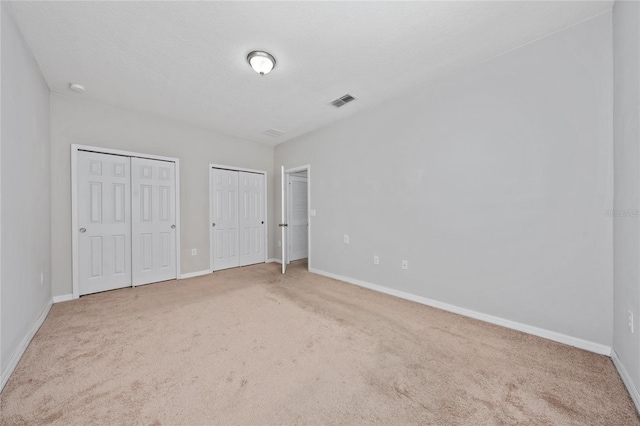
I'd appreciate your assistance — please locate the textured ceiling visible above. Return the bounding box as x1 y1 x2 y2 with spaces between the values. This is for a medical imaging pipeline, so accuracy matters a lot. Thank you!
9 1 613 145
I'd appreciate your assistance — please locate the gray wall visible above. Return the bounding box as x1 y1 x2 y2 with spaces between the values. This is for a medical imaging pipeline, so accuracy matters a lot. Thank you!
50 94 275 297
1 3 52 373
613 0 640 393
275 12 613 346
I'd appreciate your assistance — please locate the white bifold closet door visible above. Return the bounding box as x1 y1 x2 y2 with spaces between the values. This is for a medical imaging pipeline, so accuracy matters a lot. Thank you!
131 157 177 286
78 151 132 295
77 151 177 296
211 168 265 271
239 172 265 266
211 168 240 271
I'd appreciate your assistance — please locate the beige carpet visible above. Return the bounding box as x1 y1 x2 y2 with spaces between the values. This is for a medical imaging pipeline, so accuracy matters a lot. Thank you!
1 261 638 425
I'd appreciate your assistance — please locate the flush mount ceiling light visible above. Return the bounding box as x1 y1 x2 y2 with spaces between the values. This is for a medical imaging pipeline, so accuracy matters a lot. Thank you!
69 83 86 93
247 51 276 75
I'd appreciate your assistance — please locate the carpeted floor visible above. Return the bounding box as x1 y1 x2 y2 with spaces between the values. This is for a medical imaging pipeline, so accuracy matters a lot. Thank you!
1 260 638 425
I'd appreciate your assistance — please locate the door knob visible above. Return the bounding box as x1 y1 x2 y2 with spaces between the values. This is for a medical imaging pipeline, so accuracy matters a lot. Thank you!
212 223 216 227
261 221 264 224
79 228 86 233
171 224 176 229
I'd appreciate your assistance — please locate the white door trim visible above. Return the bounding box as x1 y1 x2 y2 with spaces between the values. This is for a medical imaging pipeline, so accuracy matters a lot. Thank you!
209 164 268 272
71 144 181 299
283 165 311 271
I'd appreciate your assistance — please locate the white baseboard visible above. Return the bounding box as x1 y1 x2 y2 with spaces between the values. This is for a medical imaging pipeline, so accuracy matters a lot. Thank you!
179 269 211 279
309 267 612 356
612 350 640 413
53 294 73 303
267 258 282 264
1 299 52 392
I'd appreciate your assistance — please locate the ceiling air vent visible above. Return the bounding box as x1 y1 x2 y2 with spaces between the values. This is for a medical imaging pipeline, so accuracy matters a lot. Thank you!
262 128 286 137
330 94 356 108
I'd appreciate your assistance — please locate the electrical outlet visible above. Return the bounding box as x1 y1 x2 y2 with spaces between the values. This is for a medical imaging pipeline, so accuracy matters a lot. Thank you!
629 311 634 334
402 260 408 270
373 255 379 265
344 235 350 244
278 240 281 247
40 271 44 285
191 249 197 256
310 209 316 217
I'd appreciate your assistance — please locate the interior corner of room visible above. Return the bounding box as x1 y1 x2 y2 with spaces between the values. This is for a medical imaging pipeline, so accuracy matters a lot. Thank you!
1 0 639 423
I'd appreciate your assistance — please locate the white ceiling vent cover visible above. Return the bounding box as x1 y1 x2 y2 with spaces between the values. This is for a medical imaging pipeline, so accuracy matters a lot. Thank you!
262 128 286 137
330 94 356 108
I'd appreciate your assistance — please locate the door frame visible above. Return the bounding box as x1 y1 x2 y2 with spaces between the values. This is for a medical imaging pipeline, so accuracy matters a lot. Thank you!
71 144 181 299
282 165 311 271
208 164 268 273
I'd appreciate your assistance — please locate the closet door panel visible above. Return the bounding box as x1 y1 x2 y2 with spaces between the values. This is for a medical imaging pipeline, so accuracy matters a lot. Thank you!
211 168 240 271
77 151 131 295
131 158 177 285
238 172 265 266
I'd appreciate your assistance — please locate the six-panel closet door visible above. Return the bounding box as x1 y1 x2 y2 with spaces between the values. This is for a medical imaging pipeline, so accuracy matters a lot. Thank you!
131 157 177 286
211 168 239 271
77 151 177 296
238 171 265 266
77 151 132 295
211 168 265 271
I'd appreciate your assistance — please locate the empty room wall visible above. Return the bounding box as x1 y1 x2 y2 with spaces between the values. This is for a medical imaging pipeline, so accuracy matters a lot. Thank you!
613 0 640 397
1 3 52 385
275 13 613 347
50 94 274 298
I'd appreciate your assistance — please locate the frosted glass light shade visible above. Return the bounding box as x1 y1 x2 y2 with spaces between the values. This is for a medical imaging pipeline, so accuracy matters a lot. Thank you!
247 51 276 75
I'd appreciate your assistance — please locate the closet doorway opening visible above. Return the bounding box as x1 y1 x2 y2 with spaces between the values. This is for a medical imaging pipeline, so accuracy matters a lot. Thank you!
209 165 268 272
280 165 311 274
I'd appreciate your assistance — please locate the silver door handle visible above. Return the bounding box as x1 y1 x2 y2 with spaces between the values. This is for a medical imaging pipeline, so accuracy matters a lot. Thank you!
79 228 86 233
171 225 176 229
279 223 288 227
